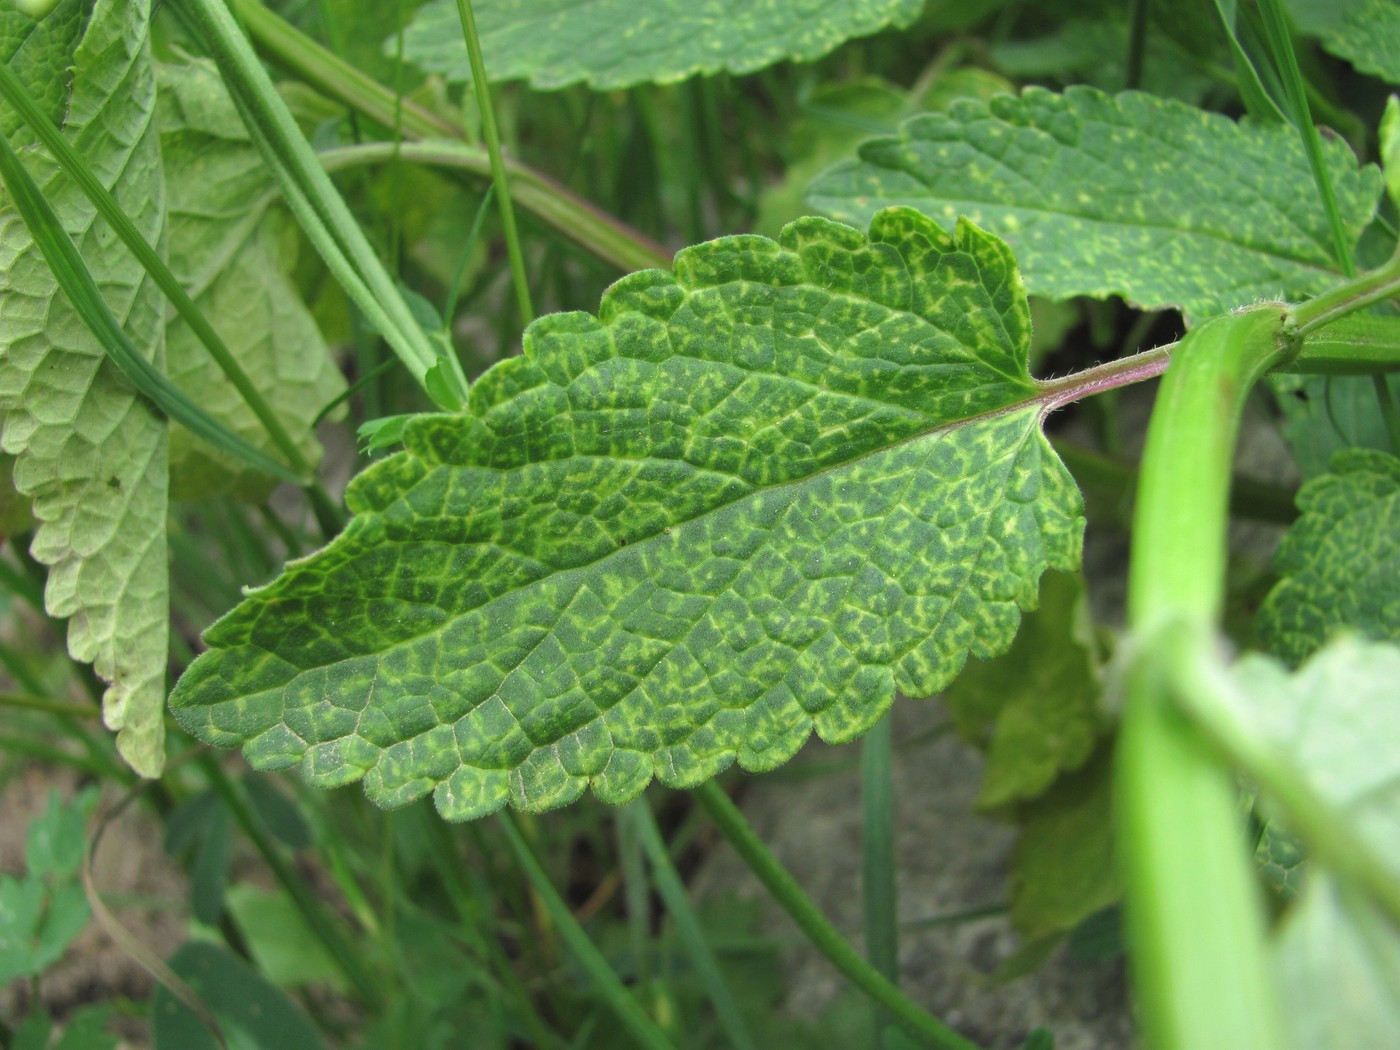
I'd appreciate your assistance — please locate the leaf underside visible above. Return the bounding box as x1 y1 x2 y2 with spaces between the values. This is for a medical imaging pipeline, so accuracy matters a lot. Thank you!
1256 449 1400 665
806 85 1382 323
399 0 923 90
1225 636 1400 1046
158 57 345 500
0 1 169 775
170 207 1084 821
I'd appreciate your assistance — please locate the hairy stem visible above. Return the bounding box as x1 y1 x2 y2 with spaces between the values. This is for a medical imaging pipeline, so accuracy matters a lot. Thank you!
1118 305 1292 1050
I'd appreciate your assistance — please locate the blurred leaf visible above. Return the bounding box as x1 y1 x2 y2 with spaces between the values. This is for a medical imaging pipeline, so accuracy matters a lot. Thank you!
987 5 1222 103
0 790 94 984
1196 636 1400 1050
1285 0 1400 84
1257 449 1400 664
242 774 313 851
400 0 924 90
0 0 169 774
1256 820 1306 901
25 785 97 880
1007 743 1118 943
807 86 1382 323
1271 373 1400 478
223 885 347 992
1273 873 1400 1050
153 940 330 1050
944 571 1105 811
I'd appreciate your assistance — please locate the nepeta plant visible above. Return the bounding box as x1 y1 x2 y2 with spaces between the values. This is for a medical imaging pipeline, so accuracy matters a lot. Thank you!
1 0 1398 1047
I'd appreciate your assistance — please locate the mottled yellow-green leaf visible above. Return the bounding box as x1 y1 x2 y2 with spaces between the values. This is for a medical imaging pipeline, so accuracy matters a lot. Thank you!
807 86 1382 323
1287 0 1400 85
0 0 168 775
1257 449 1400 665
170 208 1084 820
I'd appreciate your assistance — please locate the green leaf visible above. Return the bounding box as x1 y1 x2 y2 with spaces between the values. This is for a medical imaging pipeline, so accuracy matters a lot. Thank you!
156 56 345 500
1257 449 1400 664
943 569 1105 811
1007 743 1118 944
170 207 1084 820
806 86 1383 323
1256 820 1306 901
0 0 169 775
1197 637 1400 1047
153 941 330 1050
1273 874 1400 1050
0 0 85 150
1383 96 1400 209
1285 0 1400 85
1271 373 1400 477
986 5 1224 105
399 0 923 90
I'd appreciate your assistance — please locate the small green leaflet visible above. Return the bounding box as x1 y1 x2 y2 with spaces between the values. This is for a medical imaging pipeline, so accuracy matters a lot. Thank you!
171 207 1084 820
806 86 1382 323
398 0 923 90
1257 449 1400 665
0 0 169 775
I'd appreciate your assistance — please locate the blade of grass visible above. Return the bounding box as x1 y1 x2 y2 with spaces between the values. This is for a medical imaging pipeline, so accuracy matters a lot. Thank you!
1208 0 1289 122
0 130 301 485
198 755 386 1010
318 141 669 271
861 714 900 1049
693 781 985 1050
451 0 533 328
0 58 318 487
1254 0 1354 278
626 799 759 1050
227 0 669 272
172 0 470 408
496 812 679 1050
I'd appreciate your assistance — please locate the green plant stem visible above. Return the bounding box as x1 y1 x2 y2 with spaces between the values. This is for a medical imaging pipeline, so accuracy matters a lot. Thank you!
231 0 458 137
0 690 103 720
173 0 470 408
693 781 985 1050
198 757 385 1009
1118 305 1291 1050
318 141 669 272
626 800 758 1050
229 0 669 272
496 813 677 1050
1169 641 1400 931
452 0 533 327
861 715 899 1049
1288 247 1400 336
